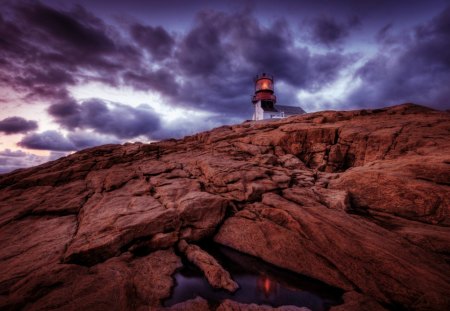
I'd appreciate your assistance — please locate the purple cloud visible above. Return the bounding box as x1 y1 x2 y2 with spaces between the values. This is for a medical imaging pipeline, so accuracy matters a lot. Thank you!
0 117 38 134
0 149 27 157
18 130 121 151
0 2 355 118
306 15 361 46
48 99 161 139
171 10 355 116
131 24 175 60
18 131 76 151
0 1 142 101
0 148 67 174
345 5 450 110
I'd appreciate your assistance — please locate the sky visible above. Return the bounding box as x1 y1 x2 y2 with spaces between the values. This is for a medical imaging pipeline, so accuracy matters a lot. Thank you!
0 0 449 173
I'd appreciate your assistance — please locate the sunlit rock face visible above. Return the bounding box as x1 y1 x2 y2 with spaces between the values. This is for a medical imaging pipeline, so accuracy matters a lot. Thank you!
0 103 449 310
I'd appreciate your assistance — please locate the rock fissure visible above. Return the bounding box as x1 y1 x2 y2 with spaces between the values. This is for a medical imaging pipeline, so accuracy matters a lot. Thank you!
381 125 405 160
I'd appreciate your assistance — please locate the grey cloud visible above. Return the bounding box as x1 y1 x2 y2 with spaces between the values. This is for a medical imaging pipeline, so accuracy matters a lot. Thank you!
171 10 355 116
48 99 161 139
1 1 354 120
67 131 121 149
131 24 175 60
123 69 178 96
18 2 115 54
17 130 121 151
18 131 76 151
0 1 142 101
305 15 361 46
345 5 450 110
0 148 27 157
0 117 38 134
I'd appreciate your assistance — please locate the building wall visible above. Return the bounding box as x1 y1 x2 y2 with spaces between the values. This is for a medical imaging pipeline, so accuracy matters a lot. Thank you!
264 111 284 119
253 101 285 120
252 102 264 120
253 101 299 120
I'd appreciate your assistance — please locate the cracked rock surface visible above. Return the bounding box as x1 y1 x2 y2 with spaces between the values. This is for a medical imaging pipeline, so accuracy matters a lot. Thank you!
0 104 449 310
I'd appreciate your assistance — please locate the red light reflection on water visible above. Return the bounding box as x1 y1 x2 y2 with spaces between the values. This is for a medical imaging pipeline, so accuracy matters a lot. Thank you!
257 275 279 298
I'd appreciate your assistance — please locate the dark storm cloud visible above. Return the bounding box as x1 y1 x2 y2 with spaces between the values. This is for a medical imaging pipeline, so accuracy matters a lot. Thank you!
176 11 231 77
48 99 161 138
0 13 26 58
131 24 175 60
0 1 144 101
18 2 115 54
306 15 361 46
172 10 355 116
2 0 449 114
0 117 38 134
47 100 81 128
1 1 354 119
18 130 120 151
376 23 394 43
123 69 178 96
345 6 450 110
1 0 183 104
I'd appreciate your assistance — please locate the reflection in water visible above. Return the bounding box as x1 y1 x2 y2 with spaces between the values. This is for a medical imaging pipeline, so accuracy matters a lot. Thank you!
163 243 343 311
258 275 278 298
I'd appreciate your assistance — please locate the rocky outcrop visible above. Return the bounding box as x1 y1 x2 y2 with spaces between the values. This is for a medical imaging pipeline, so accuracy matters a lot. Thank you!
158 297 311 311
0 216 76 294
0 103 449 310
214 192 450 308
216 300 311 311
158 296 210 311
3 249 181 310
178 240 238 292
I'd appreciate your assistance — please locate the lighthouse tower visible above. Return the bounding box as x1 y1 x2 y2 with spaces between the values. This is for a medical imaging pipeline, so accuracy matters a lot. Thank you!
251 73 305 121
252 73 277 120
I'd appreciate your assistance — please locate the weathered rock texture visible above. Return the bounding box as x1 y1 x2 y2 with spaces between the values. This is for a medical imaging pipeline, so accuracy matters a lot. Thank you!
157 296 211 311
178 240 239 292
0 103 449 310
216 299 311 311
157 297 312 311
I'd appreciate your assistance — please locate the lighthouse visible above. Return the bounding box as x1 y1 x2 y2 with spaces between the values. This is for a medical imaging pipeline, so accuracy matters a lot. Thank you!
251 73 305 121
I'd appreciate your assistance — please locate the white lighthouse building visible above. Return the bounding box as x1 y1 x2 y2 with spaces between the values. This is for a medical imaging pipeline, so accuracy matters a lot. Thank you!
251 73 305 121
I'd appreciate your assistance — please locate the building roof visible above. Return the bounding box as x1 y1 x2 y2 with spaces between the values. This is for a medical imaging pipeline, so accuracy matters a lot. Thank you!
274 104 306 115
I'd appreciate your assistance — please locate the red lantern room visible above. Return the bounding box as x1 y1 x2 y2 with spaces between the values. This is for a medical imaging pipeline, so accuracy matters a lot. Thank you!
251 73 277 109
251 72 305 121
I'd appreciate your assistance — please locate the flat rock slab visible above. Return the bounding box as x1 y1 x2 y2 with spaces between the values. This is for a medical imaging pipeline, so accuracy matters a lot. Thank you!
0 215 77 294
215 192 450 309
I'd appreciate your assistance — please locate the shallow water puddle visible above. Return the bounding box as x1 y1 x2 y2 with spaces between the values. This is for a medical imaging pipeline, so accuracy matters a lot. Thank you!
164 243 343 310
